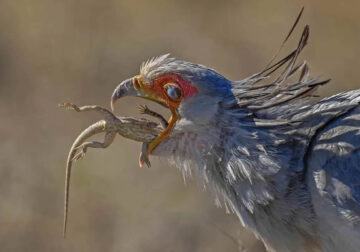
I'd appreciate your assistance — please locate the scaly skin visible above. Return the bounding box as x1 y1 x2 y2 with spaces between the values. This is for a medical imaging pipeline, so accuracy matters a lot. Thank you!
59 103 162 237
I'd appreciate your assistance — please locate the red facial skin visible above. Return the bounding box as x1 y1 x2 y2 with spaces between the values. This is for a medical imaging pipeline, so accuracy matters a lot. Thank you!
134 73 198 160
135 74 198 108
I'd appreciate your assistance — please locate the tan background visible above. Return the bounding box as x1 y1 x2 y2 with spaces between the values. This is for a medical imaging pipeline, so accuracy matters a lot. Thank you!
0 1 359 251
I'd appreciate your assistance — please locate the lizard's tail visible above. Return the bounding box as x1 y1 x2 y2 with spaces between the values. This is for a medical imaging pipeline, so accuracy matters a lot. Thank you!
63 120 106 238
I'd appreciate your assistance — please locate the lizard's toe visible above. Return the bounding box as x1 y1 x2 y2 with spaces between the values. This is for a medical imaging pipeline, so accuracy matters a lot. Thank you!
137 105 148 114
71 145 87 162
139 142 151 168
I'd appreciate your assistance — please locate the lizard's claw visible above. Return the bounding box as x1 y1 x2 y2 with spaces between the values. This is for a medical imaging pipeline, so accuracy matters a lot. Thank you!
137 104 148 114
137 104 169 129
139 142 151 168
71 145 88 162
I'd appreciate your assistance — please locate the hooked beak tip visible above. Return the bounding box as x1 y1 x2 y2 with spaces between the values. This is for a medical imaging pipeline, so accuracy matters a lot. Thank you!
110 90 118 112
110 98 115 112
110 77 138 112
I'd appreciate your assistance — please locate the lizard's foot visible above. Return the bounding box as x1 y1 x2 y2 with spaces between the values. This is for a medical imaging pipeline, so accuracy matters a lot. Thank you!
139 142 151 168
137 104 168 129
137 104 149 114
58 102 80 111
70 132 117 162
71 144 88 162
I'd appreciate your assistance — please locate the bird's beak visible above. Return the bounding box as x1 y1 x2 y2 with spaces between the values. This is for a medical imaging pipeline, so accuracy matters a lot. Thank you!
111 76 167 111
111 77 142 111
110 76 180 165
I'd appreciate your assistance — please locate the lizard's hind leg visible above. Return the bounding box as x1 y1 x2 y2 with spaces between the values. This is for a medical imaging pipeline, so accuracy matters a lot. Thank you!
71 131 116 161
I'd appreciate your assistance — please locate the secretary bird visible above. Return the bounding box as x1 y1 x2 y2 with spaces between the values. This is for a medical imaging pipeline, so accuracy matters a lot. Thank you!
62 10 360 252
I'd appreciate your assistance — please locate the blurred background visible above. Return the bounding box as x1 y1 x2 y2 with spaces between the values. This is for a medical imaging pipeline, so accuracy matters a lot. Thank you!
0 0 359 251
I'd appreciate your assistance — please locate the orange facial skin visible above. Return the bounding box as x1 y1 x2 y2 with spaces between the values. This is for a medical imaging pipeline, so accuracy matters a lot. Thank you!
134 73 198 163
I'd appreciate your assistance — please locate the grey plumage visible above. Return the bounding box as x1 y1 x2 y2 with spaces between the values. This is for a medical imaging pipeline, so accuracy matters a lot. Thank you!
134 24 360 250
63 10 360 251
149 64 360 251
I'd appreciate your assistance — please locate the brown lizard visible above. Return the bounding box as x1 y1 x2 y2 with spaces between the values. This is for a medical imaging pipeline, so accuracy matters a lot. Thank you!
59 102 165 237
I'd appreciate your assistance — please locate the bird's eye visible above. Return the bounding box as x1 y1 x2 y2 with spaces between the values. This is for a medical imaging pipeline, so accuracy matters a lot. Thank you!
164 84 182 101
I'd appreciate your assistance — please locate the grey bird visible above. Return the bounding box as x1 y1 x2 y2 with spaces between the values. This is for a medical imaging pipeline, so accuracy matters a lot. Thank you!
63 11 360 252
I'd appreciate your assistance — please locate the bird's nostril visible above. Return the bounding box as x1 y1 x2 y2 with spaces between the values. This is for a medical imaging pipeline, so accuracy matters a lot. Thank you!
133 76 141 90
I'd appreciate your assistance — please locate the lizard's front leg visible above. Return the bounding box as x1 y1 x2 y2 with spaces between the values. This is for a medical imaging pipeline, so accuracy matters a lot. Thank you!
59 102 117 122
138 105 168 129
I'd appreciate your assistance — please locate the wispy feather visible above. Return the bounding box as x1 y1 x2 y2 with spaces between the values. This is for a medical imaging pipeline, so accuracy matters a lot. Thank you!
232 8 330 113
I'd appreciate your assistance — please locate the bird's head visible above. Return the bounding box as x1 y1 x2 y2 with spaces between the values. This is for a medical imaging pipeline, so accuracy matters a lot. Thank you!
108 24 326 214
111 54 236 162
